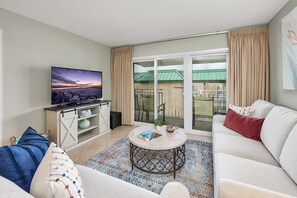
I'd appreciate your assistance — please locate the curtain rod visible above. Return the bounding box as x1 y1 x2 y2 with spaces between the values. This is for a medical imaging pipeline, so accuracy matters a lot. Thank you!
133 30 228 46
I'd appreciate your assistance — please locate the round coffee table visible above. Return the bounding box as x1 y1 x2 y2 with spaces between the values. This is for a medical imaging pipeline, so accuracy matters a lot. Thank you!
128 126 187 178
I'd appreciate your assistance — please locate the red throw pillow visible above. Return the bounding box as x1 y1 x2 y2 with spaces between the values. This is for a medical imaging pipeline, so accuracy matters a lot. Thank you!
224 108 265 141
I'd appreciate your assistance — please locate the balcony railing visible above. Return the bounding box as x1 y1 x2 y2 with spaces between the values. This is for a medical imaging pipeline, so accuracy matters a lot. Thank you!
135 89 226 119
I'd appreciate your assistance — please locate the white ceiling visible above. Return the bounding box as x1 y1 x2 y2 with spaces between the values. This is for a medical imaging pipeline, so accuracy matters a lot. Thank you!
0 0 289 47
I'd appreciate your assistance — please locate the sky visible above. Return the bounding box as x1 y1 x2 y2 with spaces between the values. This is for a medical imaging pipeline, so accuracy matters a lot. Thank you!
52 67 102 87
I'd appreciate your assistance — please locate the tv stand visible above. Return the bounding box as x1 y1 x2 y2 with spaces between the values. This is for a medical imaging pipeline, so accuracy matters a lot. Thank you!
67 102 79 106
45 100 111 150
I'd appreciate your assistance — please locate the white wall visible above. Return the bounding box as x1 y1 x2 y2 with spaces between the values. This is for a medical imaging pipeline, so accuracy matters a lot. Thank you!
0 29 2 146
0 8 111 145
269 0 297 110
133 33 228 58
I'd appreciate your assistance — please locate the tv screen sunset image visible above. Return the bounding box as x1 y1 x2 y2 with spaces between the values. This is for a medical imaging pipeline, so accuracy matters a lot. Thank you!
51 67 102 104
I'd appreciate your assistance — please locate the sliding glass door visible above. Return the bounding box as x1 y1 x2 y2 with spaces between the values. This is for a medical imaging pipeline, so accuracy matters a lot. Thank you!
133 61 154 123
192 54 227 131
133 49 228 134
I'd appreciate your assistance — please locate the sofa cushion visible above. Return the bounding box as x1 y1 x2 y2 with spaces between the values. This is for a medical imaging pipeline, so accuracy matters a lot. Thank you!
31 143 85 198
215 153 297 197
260 106 297 162
212 121 244 137
213 115 226 123
76 165 160 198
250 100 275 119
219 179 297 198
213 133 279 166
224 109 265 141
0 176 34 198
280 124 297 184
0 127 50 192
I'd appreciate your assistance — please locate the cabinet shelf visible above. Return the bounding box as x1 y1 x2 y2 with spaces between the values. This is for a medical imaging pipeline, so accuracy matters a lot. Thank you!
77 114 98 121
77 125 98 135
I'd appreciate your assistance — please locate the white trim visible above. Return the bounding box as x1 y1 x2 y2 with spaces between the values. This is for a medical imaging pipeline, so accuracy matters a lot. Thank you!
184 55 192 130
0 29 2 146
133 48 228 62
134 31 228 46
154 59 158 119
226 52 230 106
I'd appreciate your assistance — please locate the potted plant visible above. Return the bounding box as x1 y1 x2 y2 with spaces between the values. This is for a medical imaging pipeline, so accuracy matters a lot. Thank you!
154 118 164 131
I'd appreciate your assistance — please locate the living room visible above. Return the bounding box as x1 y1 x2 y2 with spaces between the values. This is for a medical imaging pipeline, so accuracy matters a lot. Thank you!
0 0 297 198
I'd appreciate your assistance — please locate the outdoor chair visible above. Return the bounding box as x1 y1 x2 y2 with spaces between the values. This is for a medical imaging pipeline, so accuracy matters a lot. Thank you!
141 94 165 122
134 94 142 121
192 96 214 126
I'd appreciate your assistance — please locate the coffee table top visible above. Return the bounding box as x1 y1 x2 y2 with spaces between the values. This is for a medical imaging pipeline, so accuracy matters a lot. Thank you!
128 126 187 150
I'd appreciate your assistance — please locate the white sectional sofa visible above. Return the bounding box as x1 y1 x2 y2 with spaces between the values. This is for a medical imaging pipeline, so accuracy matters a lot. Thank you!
0 163 190 198
76 165 190 198
0 153 190 198
0 155 190 198
213 100 297 198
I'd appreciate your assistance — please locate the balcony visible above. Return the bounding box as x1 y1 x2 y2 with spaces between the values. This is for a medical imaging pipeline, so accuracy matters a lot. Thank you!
134 89 226 132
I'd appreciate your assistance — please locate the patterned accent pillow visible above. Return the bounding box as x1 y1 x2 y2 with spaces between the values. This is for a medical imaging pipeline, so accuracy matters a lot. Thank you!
229 104 251 116
30 143 85 198
0 127 50 192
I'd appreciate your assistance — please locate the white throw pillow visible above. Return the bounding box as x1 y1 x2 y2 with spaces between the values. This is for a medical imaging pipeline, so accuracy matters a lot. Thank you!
250 99 275 118
30 143 85 198
229 104 251 116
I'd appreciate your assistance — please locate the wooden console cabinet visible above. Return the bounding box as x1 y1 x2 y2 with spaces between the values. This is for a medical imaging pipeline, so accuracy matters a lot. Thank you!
45 101 111 150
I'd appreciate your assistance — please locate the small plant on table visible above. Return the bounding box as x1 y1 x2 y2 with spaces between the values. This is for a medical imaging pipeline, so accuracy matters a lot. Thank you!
154 118 165 131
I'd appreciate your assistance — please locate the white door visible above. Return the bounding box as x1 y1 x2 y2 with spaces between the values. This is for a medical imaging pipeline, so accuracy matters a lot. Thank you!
60 111 78 149
99 104 110 133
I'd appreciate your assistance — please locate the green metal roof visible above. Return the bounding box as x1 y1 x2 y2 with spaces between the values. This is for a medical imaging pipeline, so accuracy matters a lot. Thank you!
134 69 226 82
192 69 226 81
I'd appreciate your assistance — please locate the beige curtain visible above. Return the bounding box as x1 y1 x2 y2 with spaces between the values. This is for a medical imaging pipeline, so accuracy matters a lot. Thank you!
111 46 134 125
228 26 269 106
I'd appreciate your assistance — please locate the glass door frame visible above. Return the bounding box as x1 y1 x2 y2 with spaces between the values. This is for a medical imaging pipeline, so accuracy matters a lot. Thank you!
133 48 229 135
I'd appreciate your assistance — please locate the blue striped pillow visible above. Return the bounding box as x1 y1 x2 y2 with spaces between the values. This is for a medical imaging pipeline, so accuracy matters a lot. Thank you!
0 127 50 192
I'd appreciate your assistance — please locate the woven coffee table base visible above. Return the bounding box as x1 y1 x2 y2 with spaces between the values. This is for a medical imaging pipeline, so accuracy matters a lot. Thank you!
130 143 186 179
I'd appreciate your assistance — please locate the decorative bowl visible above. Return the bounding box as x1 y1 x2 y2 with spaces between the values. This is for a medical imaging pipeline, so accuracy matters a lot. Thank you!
79 119 90 129
166 125 176 133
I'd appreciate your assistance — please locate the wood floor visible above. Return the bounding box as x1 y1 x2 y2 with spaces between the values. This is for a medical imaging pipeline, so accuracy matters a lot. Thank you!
66 125 212 165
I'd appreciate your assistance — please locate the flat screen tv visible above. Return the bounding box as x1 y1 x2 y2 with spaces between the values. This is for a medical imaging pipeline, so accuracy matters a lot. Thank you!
51 66 102 105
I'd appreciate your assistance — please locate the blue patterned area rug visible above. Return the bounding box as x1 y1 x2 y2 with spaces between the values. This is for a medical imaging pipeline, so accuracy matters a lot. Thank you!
84 137 213 198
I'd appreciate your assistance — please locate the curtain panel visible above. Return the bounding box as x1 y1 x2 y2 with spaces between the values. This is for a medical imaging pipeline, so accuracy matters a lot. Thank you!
111 46 134 125
228 26 269 106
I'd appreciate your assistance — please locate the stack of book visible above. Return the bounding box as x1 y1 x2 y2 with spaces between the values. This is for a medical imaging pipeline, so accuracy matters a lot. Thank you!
138 130 162 141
